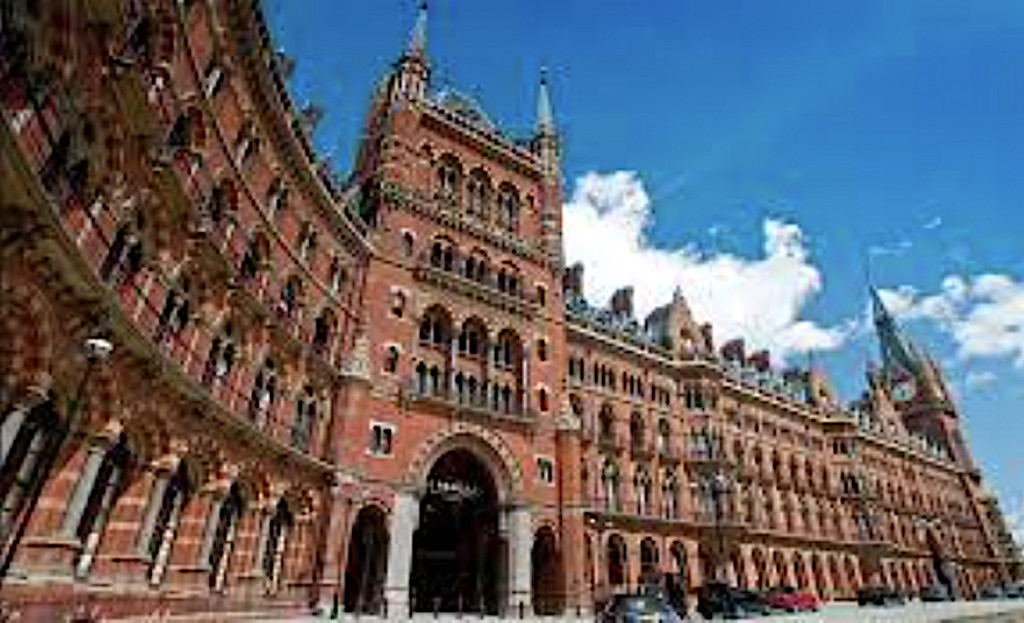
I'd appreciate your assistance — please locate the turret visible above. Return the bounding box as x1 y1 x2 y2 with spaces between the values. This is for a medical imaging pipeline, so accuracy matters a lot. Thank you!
392 2 430 102
534 67 560 175
533 67 564 267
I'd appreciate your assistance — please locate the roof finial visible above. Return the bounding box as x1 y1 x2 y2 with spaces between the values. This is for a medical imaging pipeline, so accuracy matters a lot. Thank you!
536 65 556 135
406 1 428 59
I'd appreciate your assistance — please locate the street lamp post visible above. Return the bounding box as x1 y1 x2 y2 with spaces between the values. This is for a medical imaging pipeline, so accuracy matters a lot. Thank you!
0 336 113 584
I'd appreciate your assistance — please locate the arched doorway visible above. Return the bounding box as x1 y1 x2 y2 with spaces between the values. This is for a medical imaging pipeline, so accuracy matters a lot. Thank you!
926 528 956 598
752 549 768 589
411 449 501 614
639 537 659 585
532 526 561 615
344 506 389 614
607 534 627 587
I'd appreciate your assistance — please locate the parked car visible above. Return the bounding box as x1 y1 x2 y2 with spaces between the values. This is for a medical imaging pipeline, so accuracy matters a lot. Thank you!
696 583 771 619
765 586 820 611
1004 583 1024 599
857 586 905 606
920 584 954 602
599 593 684 623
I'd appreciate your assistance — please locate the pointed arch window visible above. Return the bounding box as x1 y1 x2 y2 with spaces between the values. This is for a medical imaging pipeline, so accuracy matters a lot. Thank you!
147 462 192 585
291 386 317 452
208 484 245 591
0 398 62 552
202 324 236 388
602 461 620 512
465 168 491 218
436 154 462 202
74 436 133 578
497 183 520 232
156 278 191 345
262 500 294 592
100 222 145 286
248 358 277 424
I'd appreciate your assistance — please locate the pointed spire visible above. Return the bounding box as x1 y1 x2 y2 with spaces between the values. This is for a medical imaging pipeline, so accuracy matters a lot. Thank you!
870 286 921 378
406 1 428 60
536 66 556 135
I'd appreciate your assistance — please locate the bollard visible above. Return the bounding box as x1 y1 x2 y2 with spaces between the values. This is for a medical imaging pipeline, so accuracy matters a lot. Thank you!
409 589 415 619
382 598 388 618
331 593 340 620
576 602 582 617
518 601 524 619
457 594 463 618
433 597 441 618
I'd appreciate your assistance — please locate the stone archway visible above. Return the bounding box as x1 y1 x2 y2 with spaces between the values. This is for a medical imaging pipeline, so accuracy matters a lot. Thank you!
531 526 561 615
411 449 502 614
607 534 627 587
639 537 659 584
344 506 389 614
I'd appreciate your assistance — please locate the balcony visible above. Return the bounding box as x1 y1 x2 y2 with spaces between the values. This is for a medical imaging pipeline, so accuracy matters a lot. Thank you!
412 257 539 318
402 380 537 427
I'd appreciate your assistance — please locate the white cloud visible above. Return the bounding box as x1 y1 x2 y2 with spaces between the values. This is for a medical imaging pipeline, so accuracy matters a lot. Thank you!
1006 498 1024 547
923 216 943 230
562 171 849 362
880 274 1024 368
964 370 997 390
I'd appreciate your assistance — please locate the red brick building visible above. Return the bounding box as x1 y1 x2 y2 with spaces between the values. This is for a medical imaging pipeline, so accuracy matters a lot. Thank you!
0 1 1018 620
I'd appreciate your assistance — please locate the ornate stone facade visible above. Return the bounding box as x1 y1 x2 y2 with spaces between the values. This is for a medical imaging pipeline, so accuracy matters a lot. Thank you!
0 1 1018 620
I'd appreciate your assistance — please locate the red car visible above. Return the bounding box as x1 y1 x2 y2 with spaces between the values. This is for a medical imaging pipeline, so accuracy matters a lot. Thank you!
765 586 820 612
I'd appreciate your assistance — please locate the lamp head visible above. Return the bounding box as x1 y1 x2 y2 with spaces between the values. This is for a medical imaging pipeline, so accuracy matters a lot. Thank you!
84 337 114 361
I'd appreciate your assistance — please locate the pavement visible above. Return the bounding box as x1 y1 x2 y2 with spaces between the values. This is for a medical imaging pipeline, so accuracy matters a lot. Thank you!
254 599 1024 623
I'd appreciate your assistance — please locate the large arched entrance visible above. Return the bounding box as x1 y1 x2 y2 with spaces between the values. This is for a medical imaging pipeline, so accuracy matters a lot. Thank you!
532 526 561 615
607 534 627 587
411 449 501 614
344 506 389 614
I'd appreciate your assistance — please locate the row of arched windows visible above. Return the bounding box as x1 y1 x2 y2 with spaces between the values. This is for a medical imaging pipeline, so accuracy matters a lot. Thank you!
435 154 524 232
428 237 526 299
0 403 298 591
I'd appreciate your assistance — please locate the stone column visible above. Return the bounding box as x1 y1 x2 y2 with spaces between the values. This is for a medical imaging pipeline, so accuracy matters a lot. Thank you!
135 470 169 556
508 504 533 614
384 491 419 613
59 443 106 538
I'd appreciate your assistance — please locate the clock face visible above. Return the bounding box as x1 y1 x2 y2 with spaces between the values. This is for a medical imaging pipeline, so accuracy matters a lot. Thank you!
892 377 917 402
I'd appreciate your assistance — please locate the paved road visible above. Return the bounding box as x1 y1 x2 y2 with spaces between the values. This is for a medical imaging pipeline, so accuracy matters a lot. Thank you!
255 600 1024 623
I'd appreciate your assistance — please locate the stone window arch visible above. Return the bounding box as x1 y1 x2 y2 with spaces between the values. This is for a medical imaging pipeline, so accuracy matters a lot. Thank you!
496 182 520 232
279 274 304 319
147 461 193 585
418 305 452 346
313 307 336 352
465 167 491 218
240 231 271 282
248 357 277 425
208 483 246 591
436 153 462 201
429 236 457 271
73 434 134 578
291 385 317 452
266 177 289 220
262 499 294 592
202 322 237 387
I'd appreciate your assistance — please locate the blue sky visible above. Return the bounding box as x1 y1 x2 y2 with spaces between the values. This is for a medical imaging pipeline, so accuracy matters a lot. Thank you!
265 0 1024 536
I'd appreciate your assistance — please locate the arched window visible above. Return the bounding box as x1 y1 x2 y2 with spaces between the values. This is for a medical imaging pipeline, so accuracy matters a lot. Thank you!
430 238 456 272
262 499 294 592
630 413 645 453
383 346 400 374
208 483 245 591
663 470 679 519
292 386 317 452
240 233 270 282
599 405 615 444
418 306 452 346
147 462 192 585
497 183 520 232
458 318 486 357
602 461 620 512
297 222 318 263
465 168 491 218
436 154 462 201
202 324 236 388
248 358 277 424
494 329 522 369
313 309 336 352
155 278 190 345
635 468 652 516
0 398 62 552
538 388 549 412
657 419 671 455
279 275 303 319
266 178 289 220
328 258 346 295
235 120 260 165
74 435 133 578
99 223 144 286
